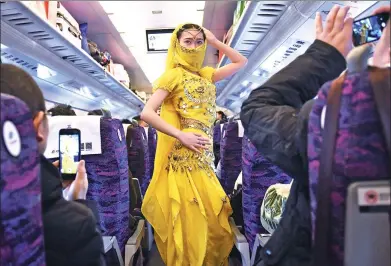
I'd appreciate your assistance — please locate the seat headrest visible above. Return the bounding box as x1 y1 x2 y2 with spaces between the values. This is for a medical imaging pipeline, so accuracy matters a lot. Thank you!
1 93 31 158
44 116 102 158
346 44 372 73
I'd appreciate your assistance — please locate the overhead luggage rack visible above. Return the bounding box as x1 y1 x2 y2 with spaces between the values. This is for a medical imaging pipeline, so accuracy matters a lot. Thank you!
216 1 379 113
215 1 291 97
0 1 144 118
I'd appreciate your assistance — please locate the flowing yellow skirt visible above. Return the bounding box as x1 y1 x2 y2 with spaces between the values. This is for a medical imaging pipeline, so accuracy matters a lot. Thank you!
142 138 234 266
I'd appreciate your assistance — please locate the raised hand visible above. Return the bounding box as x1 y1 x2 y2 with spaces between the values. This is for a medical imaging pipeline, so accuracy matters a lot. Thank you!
315 5 354 57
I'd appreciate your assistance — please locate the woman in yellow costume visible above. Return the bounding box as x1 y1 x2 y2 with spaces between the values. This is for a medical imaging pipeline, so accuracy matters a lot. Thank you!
141 23 247 266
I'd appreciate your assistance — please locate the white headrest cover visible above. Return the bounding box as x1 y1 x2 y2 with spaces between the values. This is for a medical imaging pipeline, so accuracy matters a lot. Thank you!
144 127 149 141
44 116 102 159
237 120 244 137
123 124 130 136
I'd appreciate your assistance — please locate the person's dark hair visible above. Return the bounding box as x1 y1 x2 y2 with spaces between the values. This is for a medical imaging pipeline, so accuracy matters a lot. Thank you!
88 109 103 116
133 115 141 122
177 24 206 40
121 119 132 124
217 111 226 119
88 108 112 118
0 64 46 116
48 104 76 116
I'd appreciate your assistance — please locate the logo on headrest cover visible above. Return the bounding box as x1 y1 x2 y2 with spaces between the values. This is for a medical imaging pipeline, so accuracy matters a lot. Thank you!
3 120 21 157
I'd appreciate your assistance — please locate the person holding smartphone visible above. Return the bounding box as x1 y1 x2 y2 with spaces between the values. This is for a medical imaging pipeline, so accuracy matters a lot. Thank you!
0 64 105 266
241 4 389 266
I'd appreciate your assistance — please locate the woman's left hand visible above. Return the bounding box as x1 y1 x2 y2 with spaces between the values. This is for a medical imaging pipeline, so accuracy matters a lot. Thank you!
203 28 218 45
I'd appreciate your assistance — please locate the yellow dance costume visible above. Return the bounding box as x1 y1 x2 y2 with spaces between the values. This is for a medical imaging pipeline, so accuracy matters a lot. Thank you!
141 24 234 266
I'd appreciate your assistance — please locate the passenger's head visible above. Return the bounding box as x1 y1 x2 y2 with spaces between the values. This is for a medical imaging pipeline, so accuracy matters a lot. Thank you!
88 108 112 118
0 64 49 154
177 23 206 49
48 104 76 116
121 119 132 124
133 115 148 127
216 111 226 121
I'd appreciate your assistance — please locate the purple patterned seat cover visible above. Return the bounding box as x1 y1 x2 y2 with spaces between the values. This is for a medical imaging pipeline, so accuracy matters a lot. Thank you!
0 94 46 266
147 127 157 179
84 118 130 255
219 121 243 194
126 126 150 195
242 135 292 249
308 70 390 266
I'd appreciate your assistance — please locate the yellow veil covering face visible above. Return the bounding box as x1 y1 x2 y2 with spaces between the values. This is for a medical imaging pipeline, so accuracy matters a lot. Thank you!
165 23 207 72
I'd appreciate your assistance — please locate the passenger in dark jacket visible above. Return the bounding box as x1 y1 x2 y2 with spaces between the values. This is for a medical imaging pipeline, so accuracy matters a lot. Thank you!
0 64 105 266
240 6 353 265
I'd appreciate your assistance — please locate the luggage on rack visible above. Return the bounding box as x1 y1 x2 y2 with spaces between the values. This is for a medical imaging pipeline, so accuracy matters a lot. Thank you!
87 40 112 67
56 2 82 49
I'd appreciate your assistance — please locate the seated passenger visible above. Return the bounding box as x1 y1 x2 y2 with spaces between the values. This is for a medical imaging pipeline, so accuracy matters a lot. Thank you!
214 110 227 125
309 6 390 265
133 115 148 127
240 6 353 265
0 64 105 266
121 118 132 124
48 104 76 116
88 108 112 118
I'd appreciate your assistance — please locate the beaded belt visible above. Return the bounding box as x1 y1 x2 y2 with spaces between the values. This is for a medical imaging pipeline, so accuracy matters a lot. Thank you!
180 117 212 137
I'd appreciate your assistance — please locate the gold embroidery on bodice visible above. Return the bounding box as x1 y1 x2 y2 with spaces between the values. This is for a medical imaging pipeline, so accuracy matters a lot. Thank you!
168 70 217 172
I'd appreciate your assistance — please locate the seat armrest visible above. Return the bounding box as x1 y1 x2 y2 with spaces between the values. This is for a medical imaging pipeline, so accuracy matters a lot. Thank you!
259 234 271 247
229 217 247 243
250 234 271 266
127 219 145 245
103 236 124 266
125 220 145 266
229 217 251 266
132 178 143 201
103 236 114 253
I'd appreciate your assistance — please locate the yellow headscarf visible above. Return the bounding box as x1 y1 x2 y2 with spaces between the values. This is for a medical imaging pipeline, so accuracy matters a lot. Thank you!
166 23 207 72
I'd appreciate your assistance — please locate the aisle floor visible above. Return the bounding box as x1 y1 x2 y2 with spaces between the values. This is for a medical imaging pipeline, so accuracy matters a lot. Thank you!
145 245 164 266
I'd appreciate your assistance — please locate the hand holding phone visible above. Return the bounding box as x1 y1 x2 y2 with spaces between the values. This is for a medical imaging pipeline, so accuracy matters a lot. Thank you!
59 128 81 180
62 160 88 201
352 12 390 47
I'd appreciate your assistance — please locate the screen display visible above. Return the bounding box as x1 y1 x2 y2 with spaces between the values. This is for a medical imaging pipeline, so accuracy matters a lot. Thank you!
353 13 389 46
59 134 80 174
146 29 174 52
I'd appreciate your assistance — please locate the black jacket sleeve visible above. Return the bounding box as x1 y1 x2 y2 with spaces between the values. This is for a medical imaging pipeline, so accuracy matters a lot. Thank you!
43 198 105 266
75 199 102 229
240 40 346 180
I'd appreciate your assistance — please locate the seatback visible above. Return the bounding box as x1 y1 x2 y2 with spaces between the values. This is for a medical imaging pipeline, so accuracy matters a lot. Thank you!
0 94 46 265
126 125 150 195
308 70 390 264
147 127 157 178
84 118 130 255
219 120 243 194
213 123 222 167
241 135 292 249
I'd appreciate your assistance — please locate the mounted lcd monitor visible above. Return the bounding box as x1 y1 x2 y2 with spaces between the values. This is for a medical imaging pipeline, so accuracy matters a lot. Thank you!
146 28 174 53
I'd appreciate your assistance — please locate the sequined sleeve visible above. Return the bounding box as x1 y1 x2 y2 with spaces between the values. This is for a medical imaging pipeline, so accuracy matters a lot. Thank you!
152 68 182 93
199 66 216 84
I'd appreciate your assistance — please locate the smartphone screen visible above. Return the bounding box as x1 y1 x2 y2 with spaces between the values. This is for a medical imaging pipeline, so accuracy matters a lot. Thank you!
353 12 390 47
59 128 81 180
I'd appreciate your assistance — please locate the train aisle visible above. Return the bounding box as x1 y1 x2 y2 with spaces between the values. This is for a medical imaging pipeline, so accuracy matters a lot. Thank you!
146 245 165 266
